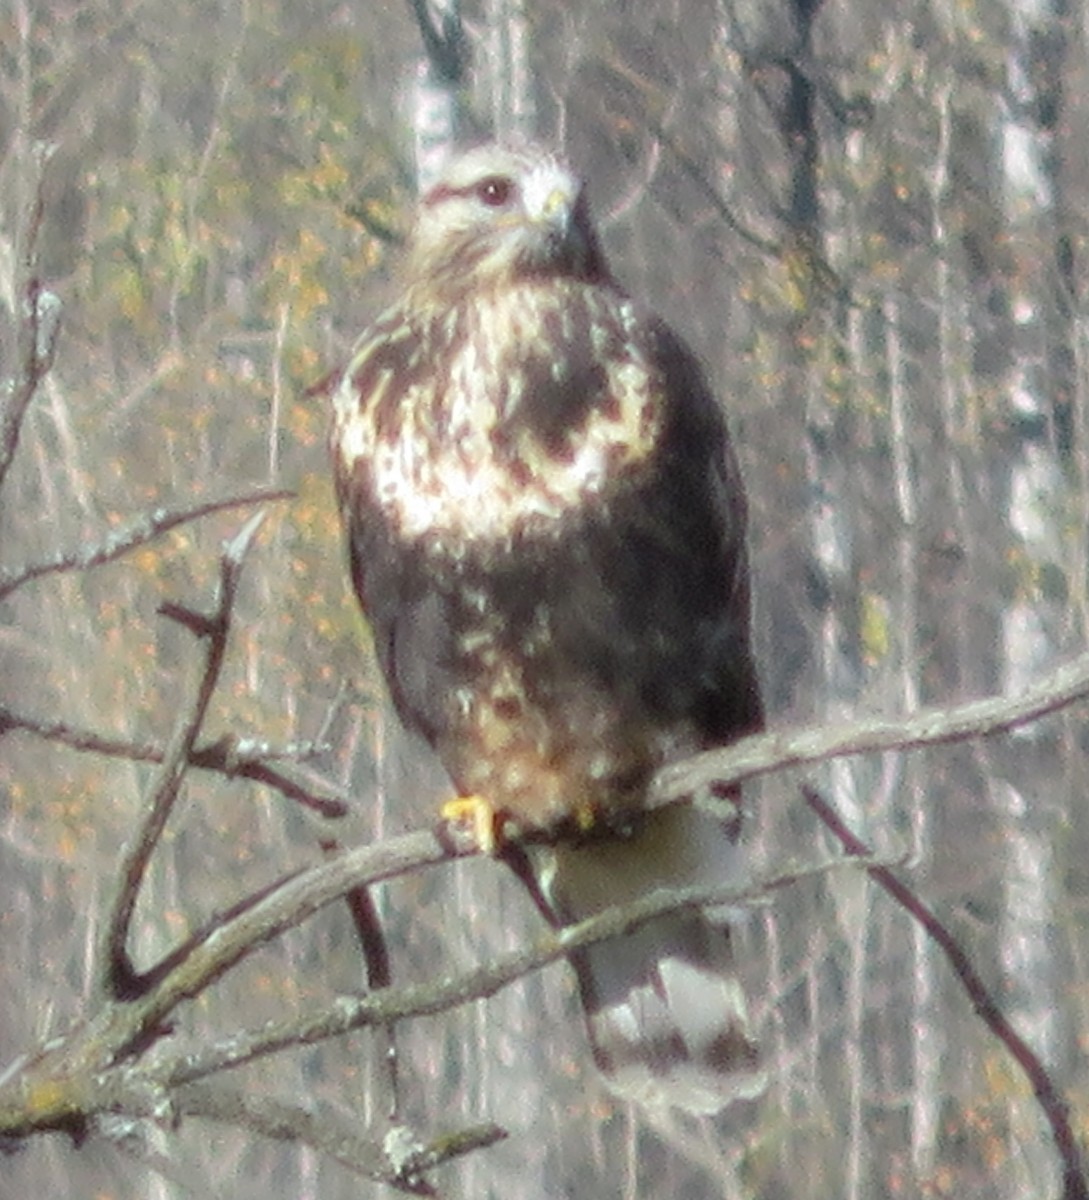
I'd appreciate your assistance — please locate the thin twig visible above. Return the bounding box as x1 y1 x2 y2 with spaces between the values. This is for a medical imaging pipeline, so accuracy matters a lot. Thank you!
96 1074 507 1196
189 1088 436 1196
94 511 269 1001
652 121 780 257
0 487 292 601
802 784 1088 1200
339 872 401 1117
0 708 349 819
393 1120 509 1182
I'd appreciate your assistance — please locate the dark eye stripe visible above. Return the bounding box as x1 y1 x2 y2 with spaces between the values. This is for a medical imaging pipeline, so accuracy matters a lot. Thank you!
421 182 457 208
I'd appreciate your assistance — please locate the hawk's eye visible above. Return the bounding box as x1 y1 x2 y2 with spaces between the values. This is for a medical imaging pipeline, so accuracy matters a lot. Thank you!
476 176 515 207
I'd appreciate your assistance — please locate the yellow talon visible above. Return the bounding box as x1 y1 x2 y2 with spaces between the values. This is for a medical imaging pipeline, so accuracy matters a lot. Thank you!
441 794 500 855
574 800 597 834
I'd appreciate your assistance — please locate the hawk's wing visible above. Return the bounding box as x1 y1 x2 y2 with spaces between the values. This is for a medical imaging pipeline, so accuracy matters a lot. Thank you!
536 313 765 1111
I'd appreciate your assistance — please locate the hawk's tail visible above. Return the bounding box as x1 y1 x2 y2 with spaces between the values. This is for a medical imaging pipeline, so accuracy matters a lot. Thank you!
542 805 765 1113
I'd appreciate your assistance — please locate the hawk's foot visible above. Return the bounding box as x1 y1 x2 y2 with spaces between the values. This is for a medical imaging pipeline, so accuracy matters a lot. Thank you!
441 794 502 855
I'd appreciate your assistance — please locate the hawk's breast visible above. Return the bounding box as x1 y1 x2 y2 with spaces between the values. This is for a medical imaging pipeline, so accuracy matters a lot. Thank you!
334 280 664 551
333 277 720 829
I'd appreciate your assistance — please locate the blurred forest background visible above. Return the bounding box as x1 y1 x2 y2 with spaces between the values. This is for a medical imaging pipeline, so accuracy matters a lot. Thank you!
2 0 1088 1197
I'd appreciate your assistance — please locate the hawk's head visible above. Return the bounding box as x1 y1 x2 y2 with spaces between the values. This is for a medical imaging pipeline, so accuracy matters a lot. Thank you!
405 143 609 301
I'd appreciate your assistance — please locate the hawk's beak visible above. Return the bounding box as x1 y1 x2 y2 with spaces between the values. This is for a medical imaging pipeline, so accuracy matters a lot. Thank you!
519 163 589 268
539 187 571 226
522 167 577 233
528 185 577 256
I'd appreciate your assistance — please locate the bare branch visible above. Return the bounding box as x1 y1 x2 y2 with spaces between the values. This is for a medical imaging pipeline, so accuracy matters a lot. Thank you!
654 648 1089 804
335 865 400 1116
0 829 452 1145
95 511 270 1002
11 644 1083 1118
0 827 858 1152
167 1085 505 1195
0 487 292 602
802 784 1089 1200
386 1121 508 1182
0 708 349 819
652 122 780 258
201 746 348 818
3 604 1085 1178
132 828 461 1032
96 1077 506 1196
162 850 860 1087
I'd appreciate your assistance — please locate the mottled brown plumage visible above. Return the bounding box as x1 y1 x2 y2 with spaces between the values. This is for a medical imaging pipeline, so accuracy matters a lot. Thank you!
330 142 764 1111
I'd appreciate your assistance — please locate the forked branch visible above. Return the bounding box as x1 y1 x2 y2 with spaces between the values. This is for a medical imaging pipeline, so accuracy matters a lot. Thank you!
95 510 270 1002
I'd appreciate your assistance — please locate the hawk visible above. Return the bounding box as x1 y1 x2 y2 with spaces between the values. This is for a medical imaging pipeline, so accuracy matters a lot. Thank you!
330 142 764 1112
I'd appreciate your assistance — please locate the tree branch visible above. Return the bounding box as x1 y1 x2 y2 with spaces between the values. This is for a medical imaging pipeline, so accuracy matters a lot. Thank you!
0 486 292 602
0 824 857 1147
653 647 1089 804
802 784 1088 1200
0 710 349 819
5 633 1089 1183
91 1076 505 1196
95 511 270 1002
160 851 859 1088
654 122 780 258
159 1083 505 1195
